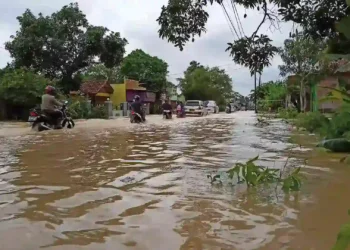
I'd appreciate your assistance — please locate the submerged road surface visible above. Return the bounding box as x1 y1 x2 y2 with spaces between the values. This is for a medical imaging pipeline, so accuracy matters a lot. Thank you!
0 112 350 250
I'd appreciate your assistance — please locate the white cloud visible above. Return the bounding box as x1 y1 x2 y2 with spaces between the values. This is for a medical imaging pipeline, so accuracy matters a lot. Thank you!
0 0 291 95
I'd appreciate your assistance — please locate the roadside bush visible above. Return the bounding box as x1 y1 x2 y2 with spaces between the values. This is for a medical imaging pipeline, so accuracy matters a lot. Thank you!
278 107 298 119
294 112 329 133
322 107 350 139
88 105 108 119
68 100 90 119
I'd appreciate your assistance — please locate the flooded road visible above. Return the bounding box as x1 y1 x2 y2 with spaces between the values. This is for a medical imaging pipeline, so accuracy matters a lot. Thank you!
1 112 350 250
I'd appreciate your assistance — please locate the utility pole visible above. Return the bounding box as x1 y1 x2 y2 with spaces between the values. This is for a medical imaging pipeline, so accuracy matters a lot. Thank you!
254 70 257 114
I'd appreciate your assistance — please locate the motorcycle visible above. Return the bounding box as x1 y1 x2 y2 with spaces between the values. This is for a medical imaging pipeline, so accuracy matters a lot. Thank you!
130 110 145 123
29 101 75 131
225 106 232 114
163 110 172 119
176 107 185 118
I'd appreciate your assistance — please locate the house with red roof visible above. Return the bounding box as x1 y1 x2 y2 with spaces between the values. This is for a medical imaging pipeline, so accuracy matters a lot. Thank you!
80 80 114 106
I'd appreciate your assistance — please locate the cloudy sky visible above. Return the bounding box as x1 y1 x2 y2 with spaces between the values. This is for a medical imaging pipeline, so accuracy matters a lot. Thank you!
0 0 292 96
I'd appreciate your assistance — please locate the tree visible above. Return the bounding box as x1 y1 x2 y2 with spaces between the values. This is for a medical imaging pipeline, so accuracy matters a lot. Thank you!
179 62 233 105
0 68 50 107
5 3 128 93
120 49 168 92
250 81 286 111
82 64 123 83
156 0 349 74
278 35 326 112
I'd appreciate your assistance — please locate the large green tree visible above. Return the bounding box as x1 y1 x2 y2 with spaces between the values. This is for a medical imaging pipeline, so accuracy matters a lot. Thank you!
179 62 233 105
156 0 349 74
0 68 50 107
82 64 123 83
278 35 326 112
120 49 168 92
5 2 128 92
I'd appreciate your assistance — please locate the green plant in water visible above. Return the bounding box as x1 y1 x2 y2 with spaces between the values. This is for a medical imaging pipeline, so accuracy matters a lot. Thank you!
208 156 303 192
332 210 350 250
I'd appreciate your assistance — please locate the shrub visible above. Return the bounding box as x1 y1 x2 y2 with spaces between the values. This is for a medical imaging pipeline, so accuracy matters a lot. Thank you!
323 107 350 139
68 100 90 119
278 107 298 119
295 112 330 133
88 105 108 119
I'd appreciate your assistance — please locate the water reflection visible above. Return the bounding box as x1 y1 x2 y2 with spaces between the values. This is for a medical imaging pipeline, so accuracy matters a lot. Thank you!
0 112 347 250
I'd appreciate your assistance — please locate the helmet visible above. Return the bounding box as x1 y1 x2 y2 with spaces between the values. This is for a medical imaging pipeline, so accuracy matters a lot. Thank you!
134 95 140 101
45 85 56 96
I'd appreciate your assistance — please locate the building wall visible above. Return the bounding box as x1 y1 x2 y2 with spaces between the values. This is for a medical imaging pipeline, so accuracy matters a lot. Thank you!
111 83 126 108
317 76 343 112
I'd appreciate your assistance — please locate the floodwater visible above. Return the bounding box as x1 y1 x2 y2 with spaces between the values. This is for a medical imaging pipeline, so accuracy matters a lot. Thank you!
1 112 350 250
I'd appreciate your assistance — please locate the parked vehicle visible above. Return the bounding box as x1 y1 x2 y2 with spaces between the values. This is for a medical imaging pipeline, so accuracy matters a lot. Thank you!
184 100 208 116
204 100 219 113
163 110 172 119
30 101 75 131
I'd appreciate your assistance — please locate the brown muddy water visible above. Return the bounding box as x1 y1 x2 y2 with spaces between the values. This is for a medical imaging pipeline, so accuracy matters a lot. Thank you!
1 112 350 250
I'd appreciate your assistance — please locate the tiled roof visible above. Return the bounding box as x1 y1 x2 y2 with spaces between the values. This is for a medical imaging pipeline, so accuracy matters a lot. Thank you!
125 79 146 90
80 80 114 94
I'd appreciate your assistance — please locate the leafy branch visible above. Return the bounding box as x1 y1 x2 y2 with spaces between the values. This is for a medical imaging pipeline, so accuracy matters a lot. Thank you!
208 155 303 192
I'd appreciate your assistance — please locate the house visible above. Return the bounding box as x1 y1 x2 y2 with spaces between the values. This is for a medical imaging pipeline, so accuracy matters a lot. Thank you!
80 80 114 106
110 79 156 114
287 60 350 112
166 85 179 108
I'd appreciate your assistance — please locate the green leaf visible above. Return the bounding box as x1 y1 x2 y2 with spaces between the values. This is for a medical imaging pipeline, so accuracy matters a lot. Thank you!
247 155 259 164
336 16 350 40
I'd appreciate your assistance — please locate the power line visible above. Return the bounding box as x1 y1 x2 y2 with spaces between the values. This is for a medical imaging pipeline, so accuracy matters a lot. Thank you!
220 1 241 39
230 0 245 37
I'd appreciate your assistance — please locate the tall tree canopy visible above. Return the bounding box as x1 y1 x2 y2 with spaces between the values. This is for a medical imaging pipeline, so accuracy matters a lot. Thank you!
156 0 349 74
82 64 122 83
120 49 168 92
5 2 128 92
0 68 50 107
179 62 233 105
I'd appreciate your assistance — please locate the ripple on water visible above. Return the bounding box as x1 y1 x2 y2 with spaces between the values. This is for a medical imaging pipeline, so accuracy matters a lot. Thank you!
0 113 340 250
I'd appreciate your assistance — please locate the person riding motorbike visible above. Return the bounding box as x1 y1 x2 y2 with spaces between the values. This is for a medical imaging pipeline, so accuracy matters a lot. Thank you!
162 99 173 118
130 95 145 121
226 102 232 113
41 85 63 128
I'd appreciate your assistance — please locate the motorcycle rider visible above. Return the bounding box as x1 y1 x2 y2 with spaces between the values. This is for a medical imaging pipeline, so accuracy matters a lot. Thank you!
41 85 63 129
130 95 145 121
226 102 232 113
162 99 172 118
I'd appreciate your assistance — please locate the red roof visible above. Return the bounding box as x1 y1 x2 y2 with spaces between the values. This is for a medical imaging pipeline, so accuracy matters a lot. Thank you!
80 80 114 95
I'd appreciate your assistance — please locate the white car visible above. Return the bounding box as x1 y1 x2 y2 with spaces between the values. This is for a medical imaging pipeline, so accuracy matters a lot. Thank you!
204 100 219 113
185 100 208 116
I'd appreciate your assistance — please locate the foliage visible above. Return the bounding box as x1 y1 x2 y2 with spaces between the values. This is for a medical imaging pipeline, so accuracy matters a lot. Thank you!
332 209 350 250
319 78 350 105
156 0 343 75
82 64 123 83
88 105 108 119
319 105 350 140
5 3 128 93
278 35 325 77
208 156 303 192
178 61 233 105
67 99 90 119
277 107 298 120
0 68 50 106
120 49 168 92
253 80 287 111
294 112 330 133
226 34 279 75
